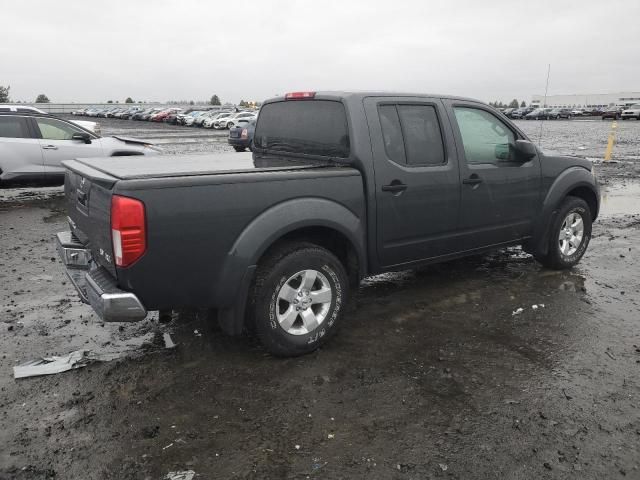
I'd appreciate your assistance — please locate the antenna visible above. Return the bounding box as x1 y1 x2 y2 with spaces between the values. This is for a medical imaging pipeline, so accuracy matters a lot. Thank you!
538 64 551 146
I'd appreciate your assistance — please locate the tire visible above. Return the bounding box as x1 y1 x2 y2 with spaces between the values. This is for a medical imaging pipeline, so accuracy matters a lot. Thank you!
535 196 592 270
249 242 349 357
227 122 234 130
233 146 245 152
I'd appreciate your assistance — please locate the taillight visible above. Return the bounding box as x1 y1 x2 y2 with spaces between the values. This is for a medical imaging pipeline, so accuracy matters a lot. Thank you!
285 91 315 100
241 128 248 139
111 195 146 267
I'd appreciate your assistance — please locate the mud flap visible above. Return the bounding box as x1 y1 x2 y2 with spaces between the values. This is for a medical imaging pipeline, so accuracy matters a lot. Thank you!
217 265 256 335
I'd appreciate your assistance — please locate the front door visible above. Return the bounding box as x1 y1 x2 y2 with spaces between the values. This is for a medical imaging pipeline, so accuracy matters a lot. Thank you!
32 117 103 177
444 101 541 250
364 97 461 268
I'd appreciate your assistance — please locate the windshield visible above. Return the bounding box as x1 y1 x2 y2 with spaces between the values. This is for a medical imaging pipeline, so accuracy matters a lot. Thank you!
254 99 350 158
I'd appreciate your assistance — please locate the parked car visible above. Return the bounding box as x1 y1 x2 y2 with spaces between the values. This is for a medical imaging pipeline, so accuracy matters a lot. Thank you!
0 105 101 135
211 112 233 129
140 108 164 121
149 109 176 122
510 107 535 119
218 111 257 129
193 109 223 127
131 108 155 121
548 108 572 119
228 119 256 151
525 108 553 120
602 107 623 120
0 111 161 184
502 108 516 118
621 104 640 120
570 109 586 116
184 111 208 126
56 90 599 357
203 111 233 128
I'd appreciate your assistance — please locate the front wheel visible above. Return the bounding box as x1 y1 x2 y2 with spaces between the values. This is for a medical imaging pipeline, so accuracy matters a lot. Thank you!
227 122 234 129
535 196 592 270
249 242 349 357
233 146 245 152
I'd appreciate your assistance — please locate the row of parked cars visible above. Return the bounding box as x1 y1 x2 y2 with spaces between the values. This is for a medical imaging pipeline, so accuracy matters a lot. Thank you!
500 105 640 121
72 106 259 130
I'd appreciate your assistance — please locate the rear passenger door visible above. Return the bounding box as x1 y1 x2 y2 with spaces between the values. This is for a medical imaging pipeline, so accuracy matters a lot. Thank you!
444 101 541 250
0 115 44 181
364 97 461 267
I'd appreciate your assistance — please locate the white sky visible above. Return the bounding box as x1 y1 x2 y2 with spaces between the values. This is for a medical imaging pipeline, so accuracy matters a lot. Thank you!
2 0 639 104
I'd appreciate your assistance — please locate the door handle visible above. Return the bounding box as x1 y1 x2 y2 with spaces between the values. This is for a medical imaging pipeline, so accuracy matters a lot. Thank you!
42 145 58 150
462 174 482 185
381 182 408 193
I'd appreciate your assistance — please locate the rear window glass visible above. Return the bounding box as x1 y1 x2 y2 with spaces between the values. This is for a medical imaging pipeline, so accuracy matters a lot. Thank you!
0 116 30 138
254 100 349 158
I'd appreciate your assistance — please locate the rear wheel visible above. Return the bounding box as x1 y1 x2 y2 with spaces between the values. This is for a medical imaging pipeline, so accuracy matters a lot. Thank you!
227 122 234 129
535 196 592 270
249 242 349 357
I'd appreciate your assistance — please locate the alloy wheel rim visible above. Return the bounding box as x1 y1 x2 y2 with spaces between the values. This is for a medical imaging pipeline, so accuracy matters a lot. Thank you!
276 269 332 335
558 212 584 257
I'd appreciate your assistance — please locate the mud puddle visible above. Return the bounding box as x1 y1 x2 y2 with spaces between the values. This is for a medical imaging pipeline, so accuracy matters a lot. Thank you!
600 180 640 216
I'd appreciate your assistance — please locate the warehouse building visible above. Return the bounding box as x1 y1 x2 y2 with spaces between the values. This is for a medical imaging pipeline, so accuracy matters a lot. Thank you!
530 92 640 109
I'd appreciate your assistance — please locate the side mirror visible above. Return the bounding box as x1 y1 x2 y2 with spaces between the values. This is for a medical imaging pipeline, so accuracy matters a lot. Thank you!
513 139 537 160
72 132 92 144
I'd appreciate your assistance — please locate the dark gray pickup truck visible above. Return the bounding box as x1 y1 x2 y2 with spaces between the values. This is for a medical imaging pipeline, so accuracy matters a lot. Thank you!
56 91 599 356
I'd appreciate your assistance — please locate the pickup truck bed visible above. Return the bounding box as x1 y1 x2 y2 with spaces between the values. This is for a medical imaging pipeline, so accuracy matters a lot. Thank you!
60 152 365 332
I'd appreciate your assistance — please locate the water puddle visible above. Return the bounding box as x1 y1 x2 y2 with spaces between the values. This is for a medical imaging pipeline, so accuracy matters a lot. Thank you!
600 181 640 216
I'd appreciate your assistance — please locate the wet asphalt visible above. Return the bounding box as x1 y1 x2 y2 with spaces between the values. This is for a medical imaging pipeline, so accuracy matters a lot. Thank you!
1 117 639 479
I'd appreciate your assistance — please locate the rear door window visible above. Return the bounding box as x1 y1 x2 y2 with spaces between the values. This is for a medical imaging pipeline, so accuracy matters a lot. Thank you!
397 105 445 166
378 104 446 166
0 116 31 138
254 100 349 158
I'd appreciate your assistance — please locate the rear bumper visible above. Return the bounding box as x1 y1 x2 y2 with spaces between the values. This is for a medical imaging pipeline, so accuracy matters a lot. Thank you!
228 137 250 147
56 231 147 322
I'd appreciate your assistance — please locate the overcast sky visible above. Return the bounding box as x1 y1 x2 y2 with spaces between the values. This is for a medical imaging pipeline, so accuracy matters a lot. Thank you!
2 0 639 104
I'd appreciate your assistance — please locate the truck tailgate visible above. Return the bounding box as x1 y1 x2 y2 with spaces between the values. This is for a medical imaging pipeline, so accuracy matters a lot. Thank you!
63 160 118 276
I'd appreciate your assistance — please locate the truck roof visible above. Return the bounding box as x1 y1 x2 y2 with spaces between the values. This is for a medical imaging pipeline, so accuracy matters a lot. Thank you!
264 91 483 104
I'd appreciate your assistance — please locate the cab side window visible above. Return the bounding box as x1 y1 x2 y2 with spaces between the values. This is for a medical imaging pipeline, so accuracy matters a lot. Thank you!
453 107 515 164
379 105 406 164
0 116 31 138
35 118 83 141
378 104 446 166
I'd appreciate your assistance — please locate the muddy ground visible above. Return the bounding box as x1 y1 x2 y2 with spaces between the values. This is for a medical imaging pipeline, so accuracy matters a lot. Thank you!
1 118 639 479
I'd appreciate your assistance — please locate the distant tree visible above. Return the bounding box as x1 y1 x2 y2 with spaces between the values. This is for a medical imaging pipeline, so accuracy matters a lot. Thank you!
210 94 221 106
509 99 519 108
520 100 526 107
125 97 134 103
107 100 113 103
0 85 10 103
189 100 195 105
239 100 247 107
35 94 50 103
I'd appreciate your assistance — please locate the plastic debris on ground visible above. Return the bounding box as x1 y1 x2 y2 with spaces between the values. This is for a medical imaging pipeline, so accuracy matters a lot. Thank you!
512 307 524 316
164 471 195 480
163 333 176 349
13 349 123 379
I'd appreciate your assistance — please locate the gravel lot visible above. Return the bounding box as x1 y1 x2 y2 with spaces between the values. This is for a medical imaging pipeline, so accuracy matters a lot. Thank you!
1 118 639 479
